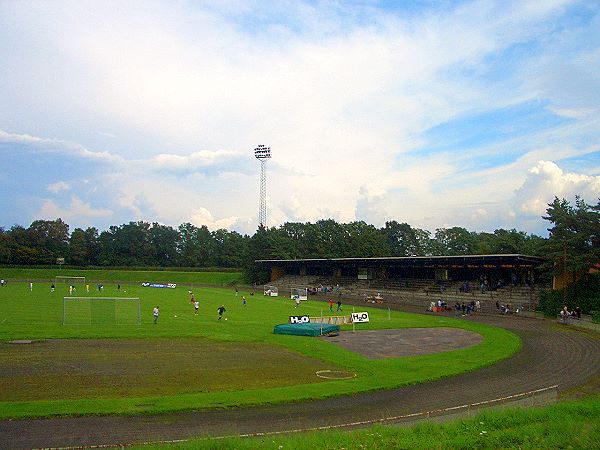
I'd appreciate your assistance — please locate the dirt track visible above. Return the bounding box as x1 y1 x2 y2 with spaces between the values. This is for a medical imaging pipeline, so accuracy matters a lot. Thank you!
1 312 599 450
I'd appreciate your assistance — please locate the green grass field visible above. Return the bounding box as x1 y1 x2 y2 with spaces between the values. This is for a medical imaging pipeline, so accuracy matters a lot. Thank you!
0 275 520 419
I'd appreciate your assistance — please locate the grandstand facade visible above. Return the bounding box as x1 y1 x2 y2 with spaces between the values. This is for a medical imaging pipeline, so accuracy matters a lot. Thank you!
255 254 546 313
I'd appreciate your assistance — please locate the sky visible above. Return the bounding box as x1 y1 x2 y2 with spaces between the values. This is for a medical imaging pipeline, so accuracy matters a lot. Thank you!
1 0 599 237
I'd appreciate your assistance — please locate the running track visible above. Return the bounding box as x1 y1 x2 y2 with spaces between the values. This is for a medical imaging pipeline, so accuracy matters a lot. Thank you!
1 313 599 449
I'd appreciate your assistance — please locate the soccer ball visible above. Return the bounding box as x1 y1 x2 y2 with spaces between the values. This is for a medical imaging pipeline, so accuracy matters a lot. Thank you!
225 318 228 321
174 315 177 318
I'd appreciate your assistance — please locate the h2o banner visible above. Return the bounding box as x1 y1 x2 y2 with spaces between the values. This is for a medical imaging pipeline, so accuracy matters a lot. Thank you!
289 315 310 324
351 312 370 323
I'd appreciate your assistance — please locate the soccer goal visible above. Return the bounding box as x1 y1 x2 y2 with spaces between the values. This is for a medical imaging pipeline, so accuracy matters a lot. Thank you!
263 285 279 297
291 287 308 301
55 276 86 286
63 297 141 325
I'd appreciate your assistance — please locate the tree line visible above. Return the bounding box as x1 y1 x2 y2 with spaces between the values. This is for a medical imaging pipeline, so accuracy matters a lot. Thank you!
0 197 597 283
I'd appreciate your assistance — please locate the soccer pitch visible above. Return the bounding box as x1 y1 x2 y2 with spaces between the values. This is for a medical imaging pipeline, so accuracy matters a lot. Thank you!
0 280 520 419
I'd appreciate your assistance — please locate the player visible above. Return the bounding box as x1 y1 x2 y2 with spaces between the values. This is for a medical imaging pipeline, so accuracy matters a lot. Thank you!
337 300 342 311
242 296 247 306
329 298 334 312
153 306 159 324
50 284 55 293
29 282 33 291
194 300 199 315
69 285 73 296
217 305 226 320
295 297 301 308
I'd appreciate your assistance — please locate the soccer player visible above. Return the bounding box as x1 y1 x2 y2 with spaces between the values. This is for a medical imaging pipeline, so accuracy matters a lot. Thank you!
29 282 33 291
337 300 342 311
153 306 159 324
217 305 226 320
50 284 55 293
242 296 247 306
329 298 334 312
194 300 199 315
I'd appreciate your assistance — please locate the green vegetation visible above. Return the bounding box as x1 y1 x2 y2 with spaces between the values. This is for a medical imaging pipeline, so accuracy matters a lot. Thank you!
0 279 519 419
539 272 600 317
134 396 600 449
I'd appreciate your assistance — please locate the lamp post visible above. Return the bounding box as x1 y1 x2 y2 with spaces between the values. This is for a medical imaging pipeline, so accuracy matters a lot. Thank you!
254 145 271 228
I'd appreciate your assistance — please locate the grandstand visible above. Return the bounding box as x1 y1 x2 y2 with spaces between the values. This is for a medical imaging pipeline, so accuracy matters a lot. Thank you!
255 255 547 313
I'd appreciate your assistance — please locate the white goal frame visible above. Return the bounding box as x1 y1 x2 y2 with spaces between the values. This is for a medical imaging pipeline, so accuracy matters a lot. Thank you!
263 285 279 296
55 276 86 285
291 287 308 301
62 297 141 325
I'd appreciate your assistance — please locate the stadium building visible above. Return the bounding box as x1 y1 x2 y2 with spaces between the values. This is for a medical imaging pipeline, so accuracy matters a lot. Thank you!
256 254 545 312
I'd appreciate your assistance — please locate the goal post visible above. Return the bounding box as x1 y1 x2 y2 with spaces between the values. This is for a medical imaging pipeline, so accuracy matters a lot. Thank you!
291 287 308 301
55 276 86 286
63 297 141 325
263 285 279 296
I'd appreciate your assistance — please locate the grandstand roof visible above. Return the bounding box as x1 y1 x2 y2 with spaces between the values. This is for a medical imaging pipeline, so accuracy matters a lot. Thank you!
256 254 544 268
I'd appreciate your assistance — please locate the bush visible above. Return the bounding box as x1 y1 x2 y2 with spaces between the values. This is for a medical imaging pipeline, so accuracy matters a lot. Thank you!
538 273 600 317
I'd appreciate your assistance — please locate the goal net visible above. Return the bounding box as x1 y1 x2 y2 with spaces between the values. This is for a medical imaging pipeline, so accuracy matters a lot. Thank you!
55 276 86 286
291 287 308 301
63 297 141 325
263 285 279 296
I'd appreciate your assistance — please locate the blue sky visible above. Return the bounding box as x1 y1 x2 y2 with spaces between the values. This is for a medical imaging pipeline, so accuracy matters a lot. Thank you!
1 0 599 236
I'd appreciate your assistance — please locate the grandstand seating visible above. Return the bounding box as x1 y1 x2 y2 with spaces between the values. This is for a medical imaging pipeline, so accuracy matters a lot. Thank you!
268 274 549 314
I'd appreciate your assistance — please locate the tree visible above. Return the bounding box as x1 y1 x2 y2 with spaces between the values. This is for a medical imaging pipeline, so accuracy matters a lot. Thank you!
544 196 600 281
0 228 12 263
26 219 70 264
148 223 179 267
382 221 432 256
433 227 476 255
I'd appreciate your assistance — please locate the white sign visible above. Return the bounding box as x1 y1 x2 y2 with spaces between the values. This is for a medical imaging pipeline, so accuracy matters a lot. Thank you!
289 315 310 324
351 312 370 323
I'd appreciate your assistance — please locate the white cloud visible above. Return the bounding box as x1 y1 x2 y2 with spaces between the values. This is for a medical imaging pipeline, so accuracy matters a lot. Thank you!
151 149 241 170
515 161 600 216
47 181 70 193
1 1 599 235
190 207 239 231
36 196 113 223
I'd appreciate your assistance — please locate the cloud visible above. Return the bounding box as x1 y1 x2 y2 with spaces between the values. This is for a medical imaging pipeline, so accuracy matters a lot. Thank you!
150 149 242 171
47 181 70 193
36 196 113 224
1 1 599 236
190 207 239 230
515 161 600 217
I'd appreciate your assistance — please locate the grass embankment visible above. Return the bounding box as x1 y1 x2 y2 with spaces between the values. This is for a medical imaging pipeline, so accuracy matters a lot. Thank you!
0 280 519 419
0 267 244 286
135 396 600 449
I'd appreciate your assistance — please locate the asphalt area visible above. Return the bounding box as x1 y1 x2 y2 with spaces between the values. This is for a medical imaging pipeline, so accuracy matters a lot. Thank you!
1 311 600 449
323 327 483 358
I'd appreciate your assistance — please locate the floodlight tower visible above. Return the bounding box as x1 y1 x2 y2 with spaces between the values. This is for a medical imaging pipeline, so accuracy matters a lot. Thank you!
254 144 271 228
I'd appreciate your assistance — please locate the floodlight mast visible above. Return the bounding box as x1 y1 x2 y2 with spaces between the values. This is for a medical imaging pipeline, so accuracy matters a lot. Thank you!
254 145 271 228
